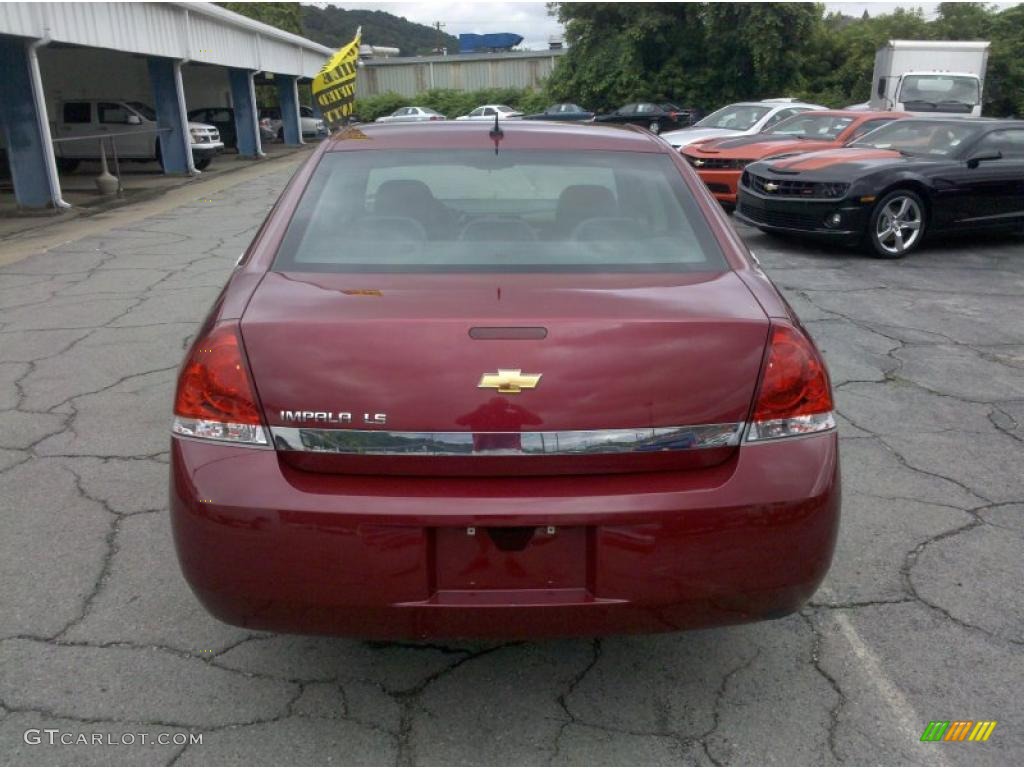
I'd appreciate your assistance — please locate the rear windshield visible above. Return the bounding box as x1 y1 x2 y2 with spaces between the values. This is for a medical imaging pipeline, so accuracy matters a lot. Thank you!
274 150 726 273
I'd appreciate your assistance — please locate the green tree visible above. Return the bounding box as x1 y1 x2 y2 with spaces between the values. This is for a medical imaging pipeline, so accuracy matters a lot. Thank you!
548 3 826 112
985 4 1024 116
218 2 302 35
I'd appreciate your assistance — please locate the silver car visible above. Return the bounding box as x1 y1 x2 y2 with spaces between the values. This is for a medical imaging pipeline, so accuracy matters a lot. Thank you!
455 105 524 121
260 106 327 141
375 106 446 123
662 99 826 148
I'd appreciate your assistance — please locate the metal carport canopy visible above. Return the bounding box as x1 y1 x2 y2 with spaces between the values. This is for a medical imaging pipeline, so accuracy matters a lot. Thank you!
0 1 333 77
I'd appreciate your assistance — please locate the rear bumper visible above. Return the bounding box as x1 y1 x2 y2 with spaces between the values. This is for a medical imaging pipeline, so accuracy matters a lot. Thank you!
170 432 840 639
735 189 867 241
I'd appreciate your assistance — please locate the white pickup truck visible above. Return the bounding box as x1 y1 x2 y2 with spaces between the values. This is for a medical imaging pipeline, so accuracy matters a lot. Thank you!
52 99 224 171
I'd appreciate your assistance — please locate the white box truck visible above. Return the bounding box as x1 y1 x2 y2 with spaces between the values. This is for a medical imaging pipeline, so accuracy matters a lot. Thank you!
869 40 990 117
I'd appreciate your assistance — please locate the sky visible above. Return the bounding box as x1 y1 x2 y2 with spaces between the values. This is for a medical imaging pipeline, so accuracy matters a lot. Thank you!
320 1 1020 51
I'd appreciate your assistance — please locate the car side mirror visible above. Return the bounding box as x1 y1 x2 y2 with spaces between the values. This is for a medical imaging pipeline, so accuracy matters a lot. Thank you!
126 114 142 126
967 149 1002 168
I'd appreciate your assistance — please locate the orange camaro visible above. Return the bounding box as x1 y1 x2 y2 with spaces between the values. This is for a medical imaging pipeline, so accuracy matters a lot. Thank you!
681 110 908 209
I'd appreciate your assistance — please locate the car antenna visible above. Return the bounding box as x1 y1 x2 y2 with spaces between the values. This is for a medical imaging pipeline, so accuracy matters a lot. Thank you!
489 111 503 155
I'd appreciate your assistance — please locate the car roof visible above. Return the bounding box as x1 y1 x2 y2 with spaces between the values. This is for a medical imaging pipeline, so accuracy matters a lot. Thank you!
725 101 819 108
329 121 667 153
885 116 1024 127
787 109 903 119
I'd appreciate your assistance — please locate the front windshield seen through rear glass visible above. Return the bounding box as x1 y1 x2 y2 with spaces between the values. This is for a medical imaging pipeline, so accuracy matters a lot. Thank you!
768 113 854 140
849 120 982 157
696 105 771 130
274 150 725 273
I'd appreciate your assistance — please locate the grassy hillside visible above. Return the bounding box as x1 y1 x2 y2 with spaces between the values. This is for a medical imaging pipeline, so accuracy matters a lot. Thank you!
301 5 459 56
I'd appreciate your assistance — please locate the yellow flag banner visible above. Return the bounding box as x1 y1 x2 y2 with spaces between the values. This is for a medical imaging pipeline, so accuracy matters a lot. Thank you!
313 28 361 130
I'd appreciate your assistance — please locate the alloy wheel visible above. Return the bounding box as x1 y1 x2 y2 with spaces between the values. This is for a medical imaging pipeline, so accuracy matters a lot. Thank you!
874 195 923 255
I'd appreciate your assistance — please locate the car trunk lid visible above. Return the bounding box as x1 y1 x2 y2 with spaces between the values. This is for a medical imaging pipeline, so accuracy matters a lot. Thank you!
241 270 769 476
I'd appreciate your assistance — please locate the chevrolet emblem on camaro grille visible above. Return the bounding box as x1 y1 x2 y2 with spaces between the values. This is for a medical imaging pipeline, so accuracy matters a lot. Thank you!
478 369 542 394
764 181 780 192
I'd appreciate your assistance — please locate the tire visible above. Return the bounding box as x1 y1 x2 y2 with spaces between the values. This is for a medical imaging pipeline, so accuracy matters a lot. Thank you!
649 121 661 134
277 128 284 141
193 157 212 171
155 142 164 171
866 189 926 258
56 158 80 174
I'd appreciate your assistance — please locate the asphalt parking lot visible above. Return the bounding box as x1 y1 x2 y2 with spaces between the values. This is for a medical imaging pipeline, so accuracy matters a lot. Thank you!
0 161 1021 766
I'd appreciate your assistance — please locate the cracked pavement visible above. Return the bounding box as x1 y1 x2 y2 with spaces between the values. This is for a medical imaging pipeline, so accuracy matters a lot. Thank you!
0 163 1021 765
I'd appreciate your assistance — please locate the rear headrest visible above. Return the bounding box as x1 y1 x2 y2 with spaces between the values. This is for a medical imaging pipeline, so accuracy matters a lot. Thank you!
555 185 618 233
374 180 437 215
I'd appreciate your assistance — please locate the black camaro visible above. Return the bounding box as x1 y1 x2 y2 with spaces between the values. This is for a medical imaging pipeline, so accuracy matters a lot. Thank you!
521 103 595 122
735 118 1024 257
594 102 699 134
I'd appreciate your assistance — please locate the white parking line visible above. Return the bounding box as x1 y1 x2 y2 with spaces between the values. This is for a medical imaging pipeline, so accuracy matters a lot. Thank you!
822 589 946 765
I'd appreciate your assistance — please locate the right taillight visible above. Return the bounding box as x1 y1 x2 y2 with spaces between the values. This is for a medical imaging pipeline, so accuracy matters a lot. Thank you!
172 324 268 445
746 323 835 442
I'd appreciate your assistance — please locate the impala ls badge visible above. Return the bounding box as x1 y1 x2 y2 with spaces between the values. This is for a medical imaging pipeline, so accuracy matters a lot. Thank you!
279 410 387 426
764 181 780 192
478 369 542 394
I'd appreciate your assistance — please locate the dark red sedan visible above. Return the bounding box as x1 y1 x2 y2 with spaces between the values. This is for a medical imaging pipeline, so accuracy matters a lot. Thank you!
170 120 839 639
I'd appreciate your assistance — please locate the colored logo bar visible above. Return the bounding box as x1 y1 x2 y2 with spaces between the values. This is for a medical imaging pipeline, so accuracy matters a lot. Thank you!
921 721 997 742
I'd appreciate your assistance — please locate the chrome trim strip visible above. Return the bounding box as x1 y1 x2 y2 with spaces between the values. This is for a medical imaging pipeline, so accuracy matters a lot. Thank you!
269 423 744 456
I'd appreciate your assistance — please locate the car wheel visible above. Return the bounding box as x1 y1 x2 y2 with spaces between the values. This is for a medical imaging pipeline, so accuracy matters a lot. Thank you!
193 157 212 171
155 142 164 171
277 128 284 141
867 189 926 258
56 158 80 174
649 121 661 134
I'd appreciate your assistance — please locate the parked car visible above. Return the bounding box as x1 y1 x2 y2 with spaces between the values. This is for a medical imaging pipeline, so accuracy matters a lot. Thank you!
375 106 446 123
170 119 840 639
188 107 276 148
259 105 326 141
593 102 698 134
521 103 595 122
682 110 907 209
455 104 523 121
188 107 239 149
663 99 827 149
53 99 223 171
735 117 1024 258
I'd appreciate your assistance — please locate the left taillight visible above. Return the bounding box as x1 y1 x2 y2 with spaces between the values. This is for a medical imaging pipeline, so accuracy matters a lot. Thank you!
172 324 268 445
745 323 835 442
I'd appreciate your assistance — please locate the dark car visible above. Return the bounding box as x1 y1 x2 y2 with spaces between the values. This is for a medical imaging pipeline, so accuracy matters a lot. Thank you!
170 120 839 639
594 102 699 134
521 103 595 122
735 118 1024 258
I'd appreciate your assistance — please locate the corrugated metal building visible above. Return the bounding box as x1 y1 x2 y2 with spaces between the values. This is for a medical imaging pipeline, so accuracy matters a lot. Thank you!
357 49 567 98
0 2 332 209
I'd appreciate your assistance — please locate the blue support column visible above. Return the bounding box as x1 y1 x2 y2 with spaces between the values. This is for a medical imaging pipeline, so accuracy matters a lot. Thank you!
0 34 62 208
275 74 302 146
147 56 193 174
228 68 263 158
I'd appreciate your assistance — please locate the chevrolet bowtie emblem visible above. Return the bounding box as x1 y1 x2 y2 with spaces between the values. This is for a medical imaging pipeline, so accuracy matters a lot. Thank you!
764 181 780 192
478 369 542 394
694 159 705 166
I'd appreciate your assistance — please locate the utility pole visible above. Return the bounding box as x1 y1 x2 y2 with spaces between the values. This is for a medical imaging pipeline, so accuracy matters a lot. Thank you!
433 21 446 55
